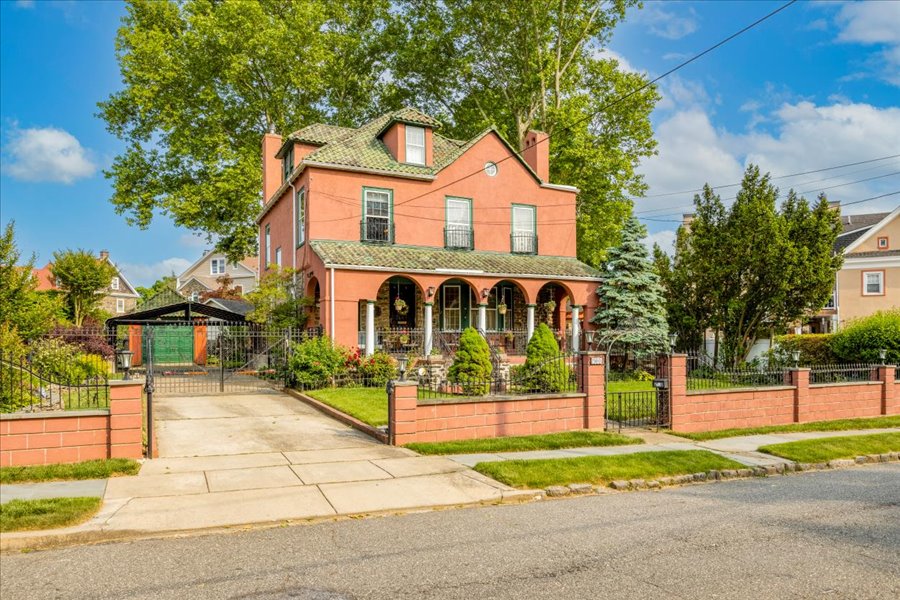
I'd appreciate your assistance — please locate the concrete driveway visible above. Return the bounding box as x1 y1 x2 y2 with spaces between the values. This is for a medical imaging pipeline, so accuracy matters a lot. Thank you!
95 392 518 533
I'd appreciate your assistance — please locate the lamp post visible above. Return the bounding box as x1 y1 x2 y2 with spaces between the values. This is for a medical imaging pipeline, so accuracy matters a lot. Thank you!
791 350 801 368
669 332 678 353
584 330 595 352
398 356 408 381
117 349 134 381
879 349 887 363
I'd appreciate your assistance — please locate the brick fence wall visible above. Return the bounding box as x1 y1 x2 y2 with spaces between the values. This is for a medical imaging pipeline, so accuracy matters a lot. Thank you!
389 351 605 445
669 355 898 434
0 380 144 467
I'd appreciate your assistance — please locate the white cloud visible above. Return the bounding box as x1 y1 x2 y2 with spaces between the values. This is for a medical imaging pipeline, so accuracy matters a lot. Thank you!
644 229 677 255
594 48 641 75
3 126 96 184
634 4 698 40
119 258 192 288
834 1 900 86
636 101 900 219
179 233 212 249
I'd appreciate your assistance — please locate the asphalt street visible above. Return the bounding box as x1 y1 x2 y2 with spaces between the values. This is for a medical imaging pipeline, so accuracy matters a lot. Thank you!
2 464 898 599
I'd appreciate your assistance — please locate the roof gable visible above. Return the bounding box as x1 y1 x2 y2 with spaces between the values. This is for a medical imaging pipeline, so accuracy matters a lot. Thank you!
843 206 900 254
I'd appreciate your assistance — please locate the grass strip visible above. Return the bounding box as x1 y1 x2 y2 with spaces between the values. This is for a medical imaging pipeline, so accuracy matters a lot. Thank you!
474 450 743 489
0 458 141 484
406 431 642 455
671 415 900 441
304 387 387 427
758 432 900 463
0 497 102 532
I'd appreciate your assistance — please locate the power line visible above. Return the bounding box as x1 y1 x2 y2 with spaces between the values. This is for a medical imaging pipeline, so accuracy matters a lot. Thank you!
634 153 900 202
390 0 798 209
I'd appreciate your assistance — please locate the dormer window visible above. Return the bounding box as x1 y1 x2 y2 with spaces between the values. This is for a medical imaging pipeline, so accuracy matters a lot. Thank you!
405 126 425 165
282 145 294 182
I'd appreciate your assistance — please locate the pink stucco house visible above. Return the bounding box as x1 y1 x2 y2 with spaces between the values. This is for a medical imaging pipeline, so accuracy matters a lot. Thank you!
257 107 600 356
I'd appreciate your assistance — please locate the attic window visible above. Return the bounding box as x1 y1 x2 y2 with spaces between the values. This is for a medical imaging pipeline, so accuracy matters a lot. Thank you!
405 126 425 165
878 236 889 249
282 145 294 182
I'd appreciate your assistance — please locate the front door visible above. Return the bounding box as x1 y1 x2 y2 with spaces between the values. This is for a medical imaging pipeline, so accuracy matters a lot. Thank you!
389 280 416 328
441 284 470 331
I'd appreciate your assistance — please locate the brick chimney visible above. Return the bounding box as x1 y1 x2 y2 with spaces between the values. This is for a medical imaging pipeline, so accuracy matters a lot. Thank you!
261 132 283 204
99 250 109 261
522 130 549 182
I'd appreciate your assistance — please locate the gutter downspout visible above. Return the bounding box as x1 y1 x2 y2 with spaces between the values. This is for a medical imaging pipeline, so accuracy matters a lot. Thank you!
329 267 336 342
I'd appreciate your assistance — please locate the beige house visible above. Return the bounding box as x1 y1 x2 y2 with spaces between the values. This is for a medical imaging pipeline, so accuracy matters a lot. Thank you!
176 250 259 300
33 250 140 315
808 205 899 332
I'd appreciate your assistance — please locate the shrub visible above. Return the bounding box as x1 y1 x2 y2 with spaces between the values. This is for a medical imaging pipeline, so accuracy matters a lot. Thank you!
47 322 115 359
448 327 492 395
770 334 838 366
74 354 110 379
831 309 900 364
0 325 30 412
519 323 571 392
29 338 86 382
288 336 349 387
354 351 396 386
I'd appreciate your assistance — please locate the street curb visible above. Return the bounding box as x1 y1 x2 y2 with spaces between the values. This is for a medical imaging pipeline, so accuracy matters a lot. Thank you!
284 388 388 444
0 487 546 554
541 451 900 497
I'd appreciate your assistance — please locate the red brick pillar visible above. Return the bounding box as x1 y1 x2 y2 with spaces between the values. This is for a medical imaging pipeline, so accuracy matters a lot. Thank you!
389 381 418 446
790 368 811 423
109 380 144 459
581 351 606 430
877 365 896 415
665 354 687 430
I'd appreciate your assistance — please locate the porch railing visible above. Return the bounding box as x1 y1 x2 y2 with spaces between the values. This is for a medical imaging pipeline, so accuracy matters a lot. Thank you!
510 232 538 254
359 329 425 355
444 227 474 250
360 219 395 244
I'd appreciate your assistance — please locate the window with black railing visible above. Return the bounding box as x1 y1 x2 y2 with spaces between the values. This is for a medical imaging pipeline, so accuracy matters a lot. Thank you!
510 232 538 254
444 227 473 250
360 218 394 243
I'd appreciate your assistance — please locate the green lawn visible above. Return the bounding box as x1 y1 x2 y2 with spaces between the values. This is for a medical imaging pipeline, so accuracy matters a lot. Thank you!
0 497 102 532
672 415 900 441
474 450 744 489
0 458 141 484
405 431 642 455
304 386 388 427
758 432 900 463
606 380 654 392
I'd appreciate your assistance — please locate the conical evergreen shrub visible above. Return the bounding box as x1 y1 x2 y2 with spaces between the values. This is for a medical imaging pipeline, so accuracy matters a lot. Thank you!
520 323 570 392
448 327 492 395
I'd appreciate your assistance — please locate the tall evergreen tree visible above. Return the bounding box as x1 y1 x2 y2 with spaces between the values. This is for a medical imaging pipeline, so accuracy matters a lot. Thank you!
591 216 668 353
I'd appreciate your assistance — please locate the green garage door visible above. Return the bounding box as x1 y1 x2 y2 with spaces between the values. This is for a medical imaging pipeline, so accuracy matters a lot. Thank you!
145 326 194 364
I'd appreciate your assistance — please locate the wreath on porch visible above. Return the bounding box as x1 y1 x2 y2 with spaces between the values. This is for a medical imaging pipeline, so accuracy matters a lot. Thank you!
394 296 409 316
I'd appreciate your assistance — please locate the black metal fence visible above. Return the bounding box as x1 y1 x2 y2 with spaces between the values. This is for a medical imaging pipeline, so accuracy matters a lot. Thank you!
0 352 109 413
809 363 877 385
605 390 665 431
417 352 579 400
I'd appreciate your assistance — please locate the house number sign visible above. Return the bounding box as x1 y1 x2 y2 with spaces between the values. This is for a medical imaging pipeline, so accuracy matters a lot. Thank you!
590 356 604 365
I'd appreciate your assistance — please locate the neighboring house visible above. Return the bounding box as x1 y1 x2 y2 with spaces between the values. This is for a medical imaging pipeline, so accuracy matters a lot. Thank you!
175 250 259 301
807 204 899 333
32 250 140 314
257 107 600 356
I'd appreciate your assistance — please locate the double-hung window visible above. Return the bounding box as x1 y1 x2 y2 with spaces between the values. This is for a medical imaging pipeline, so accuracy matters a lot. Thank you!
405 126 425 165
282 146 294 182
443 285 461 331
264 224 271 268
863 271 884 295
296 188 306 247
116 298 125 313
362 188 392 243
445 197 472 249
275 247 282 268
511 205 537 254
210 258 226 275
110 276 119 290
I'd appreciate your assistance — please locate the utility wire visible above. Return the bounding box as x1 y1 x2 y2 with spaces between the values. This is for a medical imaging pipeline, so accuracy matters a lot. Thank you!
390 0 798 209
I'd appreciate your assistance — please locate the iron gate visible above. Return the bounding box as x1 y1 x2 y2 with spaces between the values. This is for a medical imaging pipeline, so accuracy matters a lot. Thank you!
137 323 304 396
604 353 672 431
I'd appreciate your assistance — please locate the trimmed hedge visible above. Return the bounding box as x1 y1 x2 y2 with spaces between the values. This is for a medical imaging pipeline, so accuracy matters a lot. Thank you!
772 334 838 365
831 309 900 364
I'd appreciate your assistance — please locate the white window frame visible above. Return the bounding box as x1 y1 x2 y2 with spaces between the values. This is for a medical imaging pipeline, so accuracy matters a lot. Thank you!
877 236 888 249
264 223 271 268
405 125 425 165
363 188 392 242
190 291 200 302
443 285 461 331
862 271 884 296
210 258 226 275
115 298 125 313
296 188 306 247
445 197 472 249
110 276 119 290
275 247 282 268
511 204 537 253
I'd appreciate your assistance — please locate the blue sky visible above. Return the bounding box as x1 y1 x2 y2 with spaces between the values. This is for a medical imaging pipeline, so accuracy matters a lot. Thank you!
1 1 899 285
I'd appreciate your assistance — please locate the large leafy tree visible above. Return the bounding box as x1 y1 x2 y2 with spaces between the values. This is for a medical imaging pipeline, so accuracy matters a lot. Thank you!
51 250 117 327
99 0 395 259
135 274 176 300
658 166 842 366
101 0 657 264
592 215 668 354
386 0 658 265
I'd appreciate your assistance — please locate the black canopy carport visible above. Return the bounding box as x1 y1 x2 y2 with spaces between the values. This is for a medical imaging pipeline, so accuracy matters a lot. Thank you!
105 298 250 326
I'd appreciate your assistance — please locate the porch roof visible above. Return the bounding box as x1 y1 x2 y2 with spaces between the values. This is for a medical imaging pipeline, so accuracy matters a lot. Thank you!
309 240 602 280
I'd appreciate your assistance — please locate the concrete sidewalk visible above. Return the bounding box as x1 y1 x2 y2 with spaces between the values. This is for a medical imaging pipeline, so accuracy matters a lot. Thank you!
445 428 899 468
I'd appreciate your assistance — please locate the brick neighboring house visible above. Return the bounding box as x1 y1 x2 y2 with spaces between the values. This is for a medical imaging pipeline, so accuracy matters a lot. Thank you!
175 249 259 301
33 250 140 315
807 204 899 333
258 107 601 356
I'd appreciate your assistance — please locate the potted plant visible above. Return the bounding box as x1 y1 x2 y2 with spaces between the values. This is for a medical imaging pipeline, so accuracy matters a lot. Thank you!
394 296 409 316
497 301 508 316
544 299 556 313
398 332 410 345
504 330 515 342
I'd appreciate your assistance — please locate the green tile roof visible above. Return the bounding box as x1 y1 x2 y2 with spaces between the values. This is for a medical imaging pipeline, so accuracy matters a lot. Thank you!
288 123 356 146
310 240 601 279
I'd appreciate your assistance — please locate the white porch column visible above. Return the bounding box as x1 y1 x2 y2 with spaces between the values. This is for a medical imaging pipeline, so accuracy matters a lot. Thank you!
365 300 375 357
478 303 487 334
526 304 536 341
424 302 434 356
571 305 581 352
